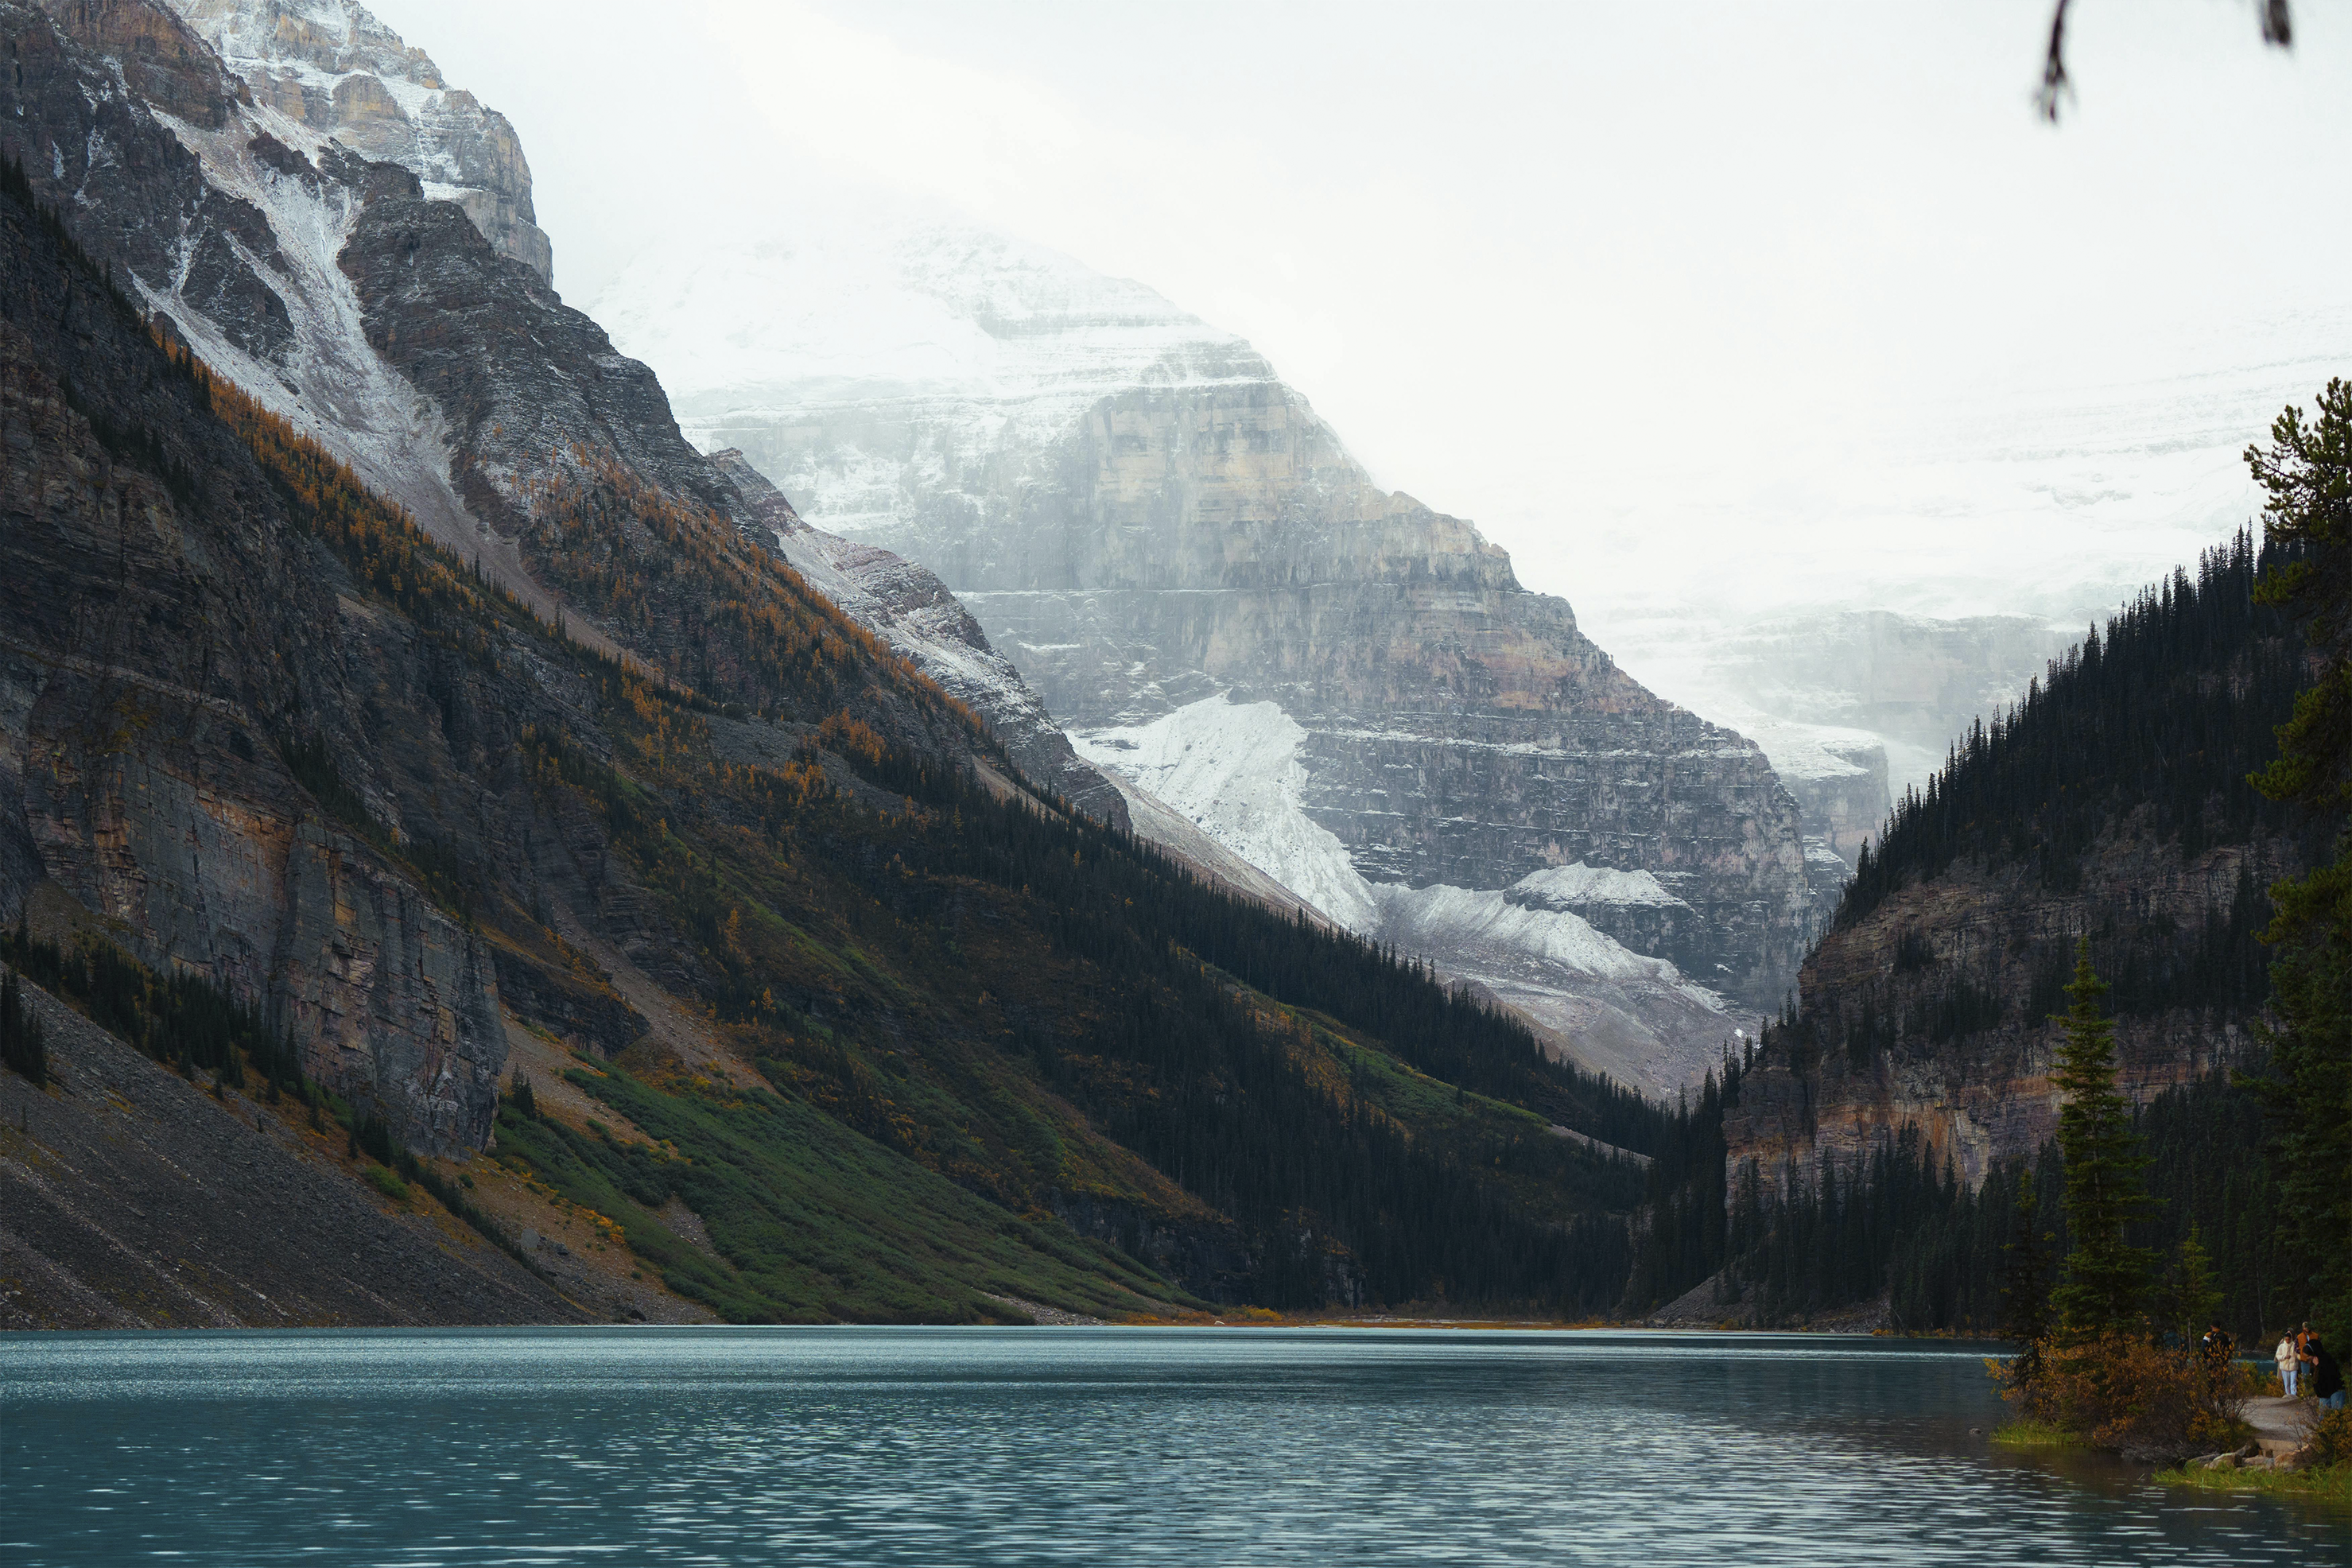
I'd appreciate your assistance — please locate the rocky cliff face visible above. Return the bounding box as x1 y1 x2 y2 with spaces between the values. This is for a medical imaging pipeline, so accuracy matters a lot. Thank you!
709 450 1127 829
0 193 508 1153
1725 832 2285 1191
167 0 554 283
603 224 1826 1026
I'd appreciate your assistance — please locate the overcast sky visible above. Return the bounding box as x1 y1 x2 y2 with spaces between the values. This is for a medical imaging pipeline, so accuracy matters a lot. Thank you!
370 0 2352 650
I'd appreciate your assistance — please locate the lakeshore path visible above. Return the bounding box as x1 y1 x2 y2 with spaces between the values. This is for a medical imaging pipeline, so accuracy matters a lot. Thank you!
2243 1394 2317 1457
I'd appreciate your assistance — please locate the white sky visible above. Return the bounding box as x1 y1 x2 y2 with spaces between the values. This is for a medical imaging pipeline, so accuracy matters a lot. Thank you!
370 0 2352 652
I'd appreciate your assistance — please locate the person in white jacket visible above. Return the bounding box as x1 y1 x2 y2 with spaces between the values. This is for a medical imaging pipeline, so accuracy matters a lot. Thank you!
2277 1333 2300 1398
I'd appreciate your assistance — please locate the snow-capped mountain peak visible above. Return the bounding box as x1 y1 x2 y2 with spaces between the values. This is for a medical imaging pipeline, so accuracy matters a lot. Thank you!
168 0 553 282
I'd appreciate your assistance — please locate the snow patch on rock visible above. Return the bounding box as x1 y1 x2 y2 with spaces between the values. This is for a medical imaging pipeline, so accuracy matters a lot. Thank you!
1078 695 1749 1095
1511 864 1690 914
142 105 478 553
1077 697 1378 933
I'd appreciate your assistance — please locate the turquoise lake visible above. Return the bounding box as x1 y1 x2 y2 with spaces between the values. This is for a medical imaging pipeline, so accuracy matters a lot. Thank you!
2 1327 2346 1564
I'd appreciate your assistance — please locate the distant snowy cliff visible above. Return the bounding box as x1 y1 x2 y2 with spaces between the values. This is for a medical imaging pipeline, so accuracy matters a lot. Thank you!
597 222 1836 1085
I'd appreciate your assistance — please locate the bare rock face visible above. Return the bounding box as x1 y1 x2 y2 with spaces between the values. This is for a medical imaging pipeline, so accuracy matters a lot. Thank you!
0 219 504 1154
709 451 1130 829
629 227 1827 1015
2 0 297 363
166 0 555 284
1725 838 2284 1192
335 179 724 524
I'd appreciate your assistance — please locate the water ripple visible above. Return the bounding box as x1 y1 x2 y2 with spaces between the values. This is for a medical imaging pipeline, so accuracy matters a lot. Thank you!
2 1329 2345 1566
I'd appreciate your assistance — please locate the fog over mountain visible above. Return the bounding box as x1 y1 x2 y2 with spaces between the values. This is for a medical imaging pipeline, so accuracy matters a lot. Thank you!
95 0 2346 1090
356 0 2351 811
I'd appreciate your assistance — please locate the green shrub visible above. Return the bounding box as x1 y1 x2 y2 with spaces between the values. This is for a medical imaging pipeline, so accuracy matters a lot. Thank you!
363 1164 411 1203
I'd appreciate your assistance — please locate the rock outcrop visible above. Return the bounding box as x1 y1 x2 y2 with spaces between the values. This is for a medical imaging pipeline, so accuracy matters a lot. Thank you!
1726 836 2288 1191
168 0 554 283
0 970 576 1325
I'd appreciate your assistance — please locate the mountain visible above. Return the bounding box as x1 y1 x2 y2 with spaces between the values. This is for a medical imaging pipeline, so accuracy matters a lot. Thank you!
0 0 1671 1324
708 449 1127 830
173 0 553 282
1624 535 2327 1330
1729 536 2319 1188
1604 606 2079 862
595 220 1829 1082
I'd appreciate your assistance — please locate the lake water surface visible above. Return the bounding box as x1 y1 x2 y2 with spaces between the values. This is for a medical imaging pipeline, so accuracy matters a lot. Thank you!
2 1327 2346 1565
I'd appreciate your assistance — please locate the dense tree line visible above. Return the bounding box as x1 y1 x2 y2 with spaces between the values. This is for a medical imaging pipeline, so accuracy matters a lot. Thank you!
1 925 304 1093
1017 975 1641 1310
1627 1058 2281 1339
1842 530 2312 924
2 965 48 1087
2243 377 2352 1348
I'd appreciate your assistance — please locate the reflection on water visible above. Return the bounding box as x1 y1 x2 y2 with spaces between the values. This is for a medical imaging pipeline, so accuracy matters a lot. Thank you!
2 1328 2345 1566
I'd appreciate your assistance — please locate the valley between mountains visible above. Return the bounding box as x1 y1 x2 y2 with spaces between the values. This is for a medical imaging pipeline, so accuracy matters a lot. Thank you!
0 0 2338 1340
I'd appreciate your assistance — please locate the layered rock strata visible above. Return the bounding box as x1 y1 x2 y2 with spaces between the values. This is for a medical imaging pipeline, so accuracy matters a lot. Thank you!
618 227 1827 1017
1726 835 2289 1191
710 450 1127 829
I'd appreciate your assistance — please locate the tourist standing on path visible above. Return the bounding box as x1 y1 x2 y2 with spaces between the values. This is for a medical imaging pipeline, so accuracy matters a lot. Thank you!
2279 1330 2301 1397
2312 1334 2346 1412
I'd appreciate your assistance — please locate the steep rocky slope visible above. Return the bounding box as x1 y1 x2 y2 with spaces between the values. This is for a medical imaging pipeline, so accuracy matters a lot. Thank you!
0 184 510 1153
0 968 588 1328
0 5 1669 1321
1725 538 2323 1190
171 0 553 282
598 222 1824 1040
710 449 1127 829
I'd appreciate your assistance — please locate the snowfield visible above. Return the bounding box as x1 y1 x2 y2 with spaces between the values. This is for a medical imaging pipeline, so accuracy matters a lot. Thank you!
1077 697 1747 1096
1077 699 1380 934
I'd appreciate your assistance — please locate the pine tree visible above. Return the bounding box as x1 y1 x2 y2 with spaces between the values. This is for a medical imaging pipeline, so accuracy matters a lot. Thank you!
2166 1226 2222 1345
2048 941 2155 1335
1 968 48 1089
2247 375 2352 1347
2002 1166 2052 1343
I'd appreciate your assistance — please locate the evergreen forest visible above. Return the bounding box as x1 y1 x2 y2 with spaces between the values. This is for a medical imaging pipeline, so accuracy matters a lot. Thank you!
0 161 1671 1322
1624 518 2341 1341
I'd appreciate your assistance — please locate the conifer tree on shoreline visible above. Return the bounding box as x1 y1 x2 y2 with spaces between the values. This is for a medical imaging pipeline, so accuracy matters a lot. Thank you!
2048 941 2155 1336
2247 375 2352 1346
